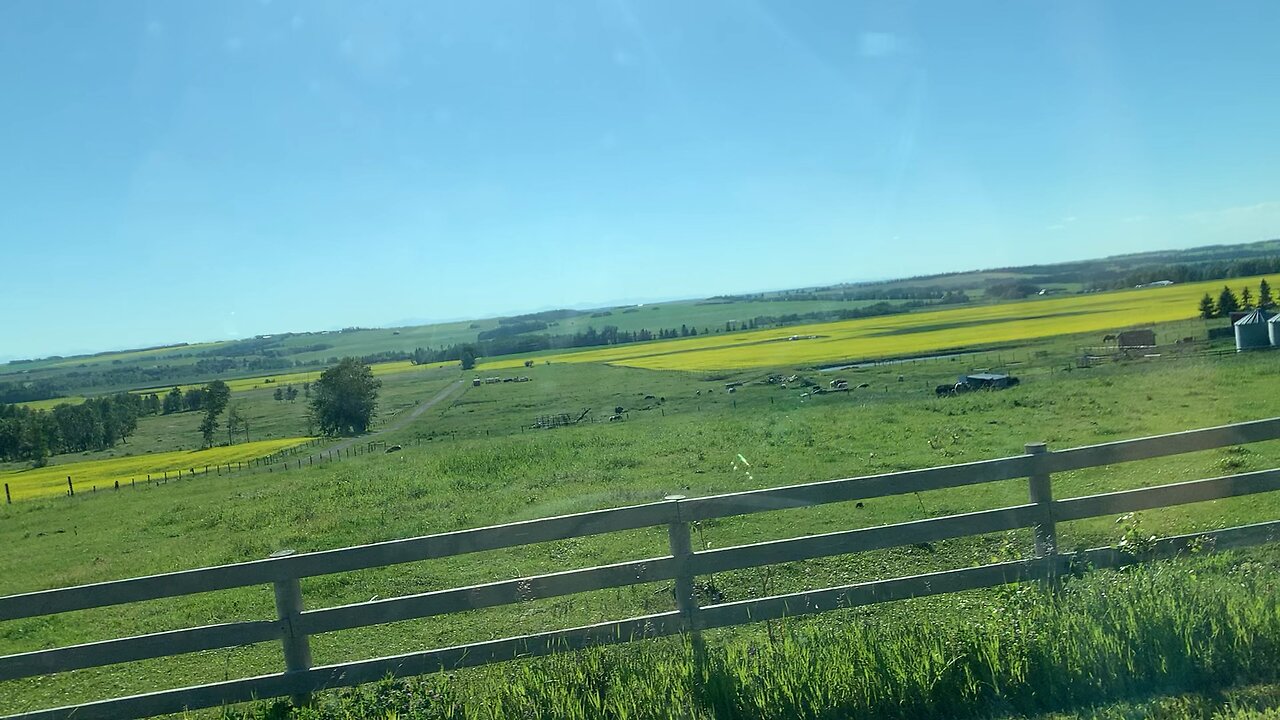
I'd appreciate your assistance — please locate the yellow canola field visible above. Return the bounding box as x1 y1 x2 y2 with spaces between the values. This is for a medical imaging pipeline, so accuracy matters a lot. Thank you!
0 437 310 502
17 397 88 410
133 360 451 396
479 276 1254 372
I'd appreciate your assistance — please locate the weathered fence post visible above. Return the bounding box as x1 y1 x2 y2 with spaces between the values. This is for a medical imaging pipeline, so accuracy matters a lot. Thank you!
67 476 74 497
665 495 706 671
270 550 313 707
4 483 10 504
1025 442 1058 579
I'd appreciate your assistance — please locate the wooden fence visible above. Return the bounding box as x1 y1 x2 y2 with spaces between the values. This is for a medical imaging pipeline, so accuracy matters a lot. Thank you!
4 418 1280 719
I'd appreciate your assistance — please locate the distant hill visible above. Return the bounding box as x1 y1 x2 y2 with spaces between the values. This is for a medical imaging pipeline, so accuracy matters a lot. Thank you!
5 238 1278 400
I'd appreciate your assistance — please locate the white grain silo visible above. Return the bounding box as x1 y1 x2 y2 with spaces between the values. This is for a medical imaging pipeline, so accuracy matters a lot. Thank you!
1234 308 1271 351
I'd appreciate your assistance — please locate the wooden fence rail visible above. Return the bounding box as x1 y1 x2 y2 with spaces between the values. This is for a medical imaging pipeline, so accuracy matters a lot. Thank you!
4 417 1280 720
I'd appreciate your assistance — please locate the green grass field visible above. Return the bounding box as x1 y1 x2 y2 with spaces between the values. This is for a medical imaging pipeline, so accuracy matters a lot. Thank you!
0 367 462 482
2 326 1280 717
221 557 1280 720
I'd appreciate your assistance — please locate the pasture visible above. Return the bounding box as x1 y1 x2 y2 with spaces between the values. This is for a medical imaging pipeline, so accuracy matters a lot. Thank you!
478 275 1259 371
0 368 462 483
2 335 1280 717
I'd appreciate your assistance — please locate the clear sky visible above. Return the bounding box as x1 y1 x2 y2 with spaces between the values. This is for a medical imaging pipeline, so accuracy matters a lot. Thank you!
3 1 1279 360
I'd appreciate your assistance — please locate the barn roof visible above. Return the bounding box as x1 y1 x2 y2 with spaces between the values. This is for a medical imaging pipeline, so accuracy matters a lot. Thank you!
1235 308 1271 325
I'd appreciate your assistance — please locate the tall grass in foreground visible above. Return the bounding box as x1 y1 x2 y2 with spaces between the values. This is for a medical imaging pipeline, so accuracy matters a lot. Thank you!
227 553 1280 720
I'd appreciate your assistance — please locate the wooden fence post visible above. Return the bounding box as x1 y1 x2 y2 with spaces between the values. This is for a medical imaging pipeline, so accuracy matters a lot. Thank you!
665 495 706 672
4 483 9 504
67 476 74 497
271 550 313 707
1025 442 1058 577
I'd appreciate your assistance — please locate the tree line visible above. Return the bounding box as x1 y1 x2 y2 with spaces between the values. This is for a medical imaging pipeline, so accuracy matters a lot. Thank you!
712 288 972 303
0 379 64 404
1198 279 1273 319
0 394 144 465
1108 257 1280 292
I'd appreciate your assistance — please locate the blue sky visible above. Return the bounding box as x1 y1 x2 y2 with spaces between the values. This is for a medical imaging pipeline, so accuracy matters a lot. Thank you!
3 1 1279 359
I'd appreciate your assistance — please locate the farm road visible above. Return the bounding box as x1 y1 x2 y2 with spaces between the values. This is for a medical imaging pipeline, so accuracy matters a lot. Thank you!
325 379 466 454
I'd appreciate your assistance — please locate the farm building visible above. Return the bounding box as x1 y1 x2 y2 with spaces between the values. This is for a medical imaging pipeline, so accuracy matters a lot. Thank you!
1234 309 1271 351
1116 329 1156 348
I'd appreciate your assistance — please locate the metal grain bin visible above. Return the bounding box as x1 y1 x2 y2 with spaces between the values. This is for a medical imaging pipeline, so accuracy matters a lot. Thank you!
1234 308 1271 351
1269 313 1280 346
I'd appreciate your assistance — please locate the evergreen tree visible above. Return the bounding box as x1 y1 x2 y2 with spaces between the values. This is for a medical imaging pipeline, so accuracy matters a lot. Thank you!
1260 279 1274 309
1218 286 1241 315
1198 293 1217 319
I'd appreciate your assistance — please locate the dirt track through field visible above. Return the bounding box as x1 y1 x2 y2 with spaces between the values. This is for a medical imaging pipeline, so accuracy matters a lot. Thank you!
327 379 466 454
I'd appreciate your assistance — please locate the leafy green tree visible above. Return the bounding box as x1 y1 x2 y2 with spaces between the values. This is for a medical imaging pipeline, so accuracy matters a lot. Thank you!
226 403 245 445
163 387 183 414
198 380 232 448
23 412 57 468
204 380 231 416
1260 279 1274 309
459 345 477 371
1218 286 1240 316
285 385 298 402
198 413 219 448
273 387 284 402
183 387 205 412
309 358 381 436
